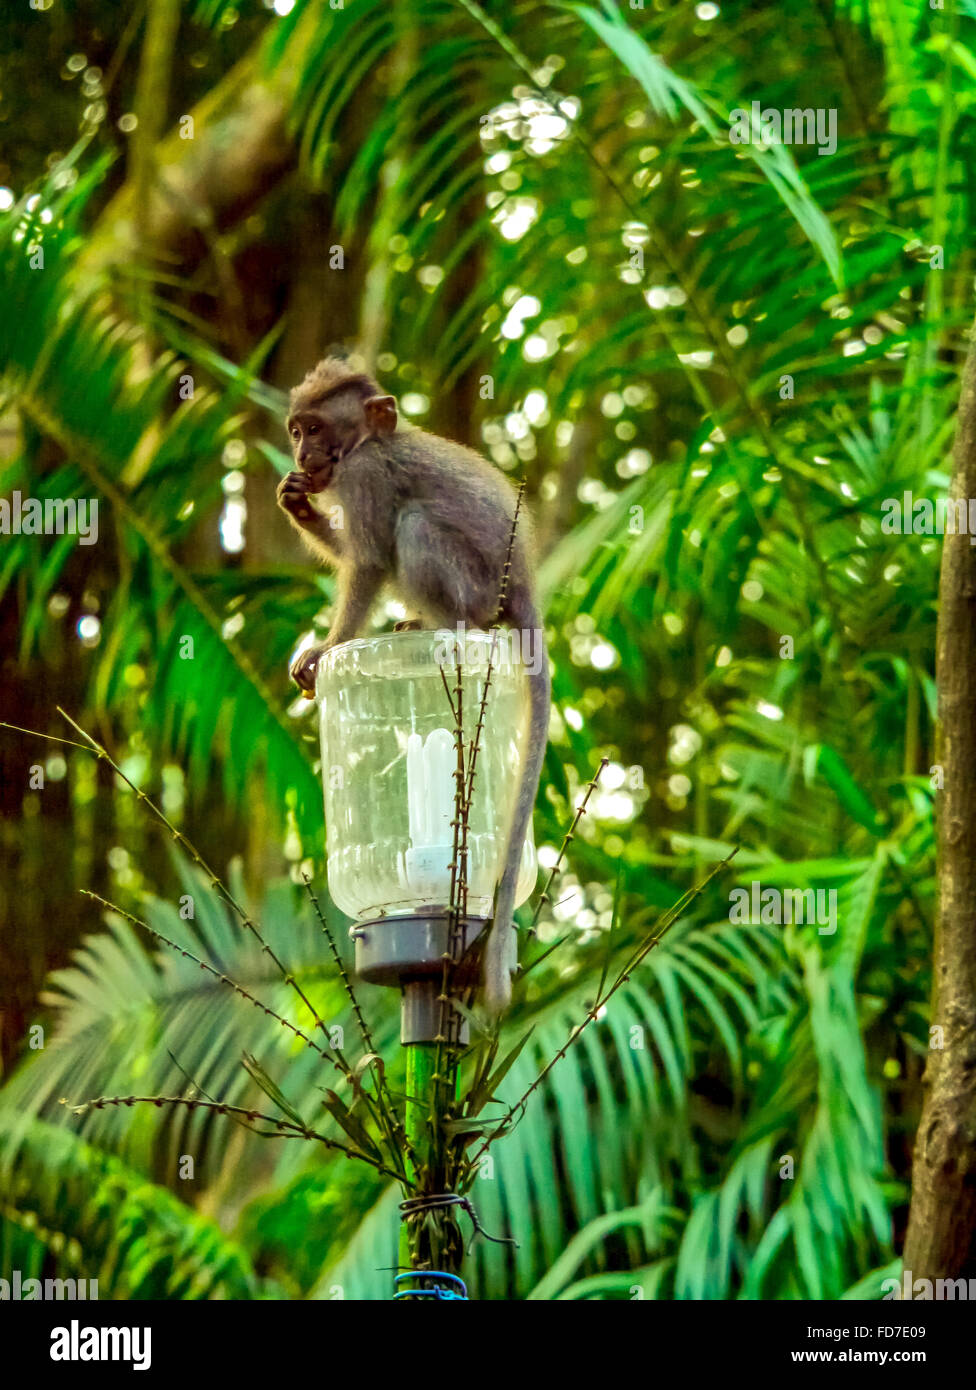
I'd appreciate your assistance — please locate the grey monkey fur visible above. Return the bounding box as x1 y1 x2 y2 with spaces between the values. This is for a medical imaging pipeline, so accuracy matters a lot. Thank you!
278 358 551 1013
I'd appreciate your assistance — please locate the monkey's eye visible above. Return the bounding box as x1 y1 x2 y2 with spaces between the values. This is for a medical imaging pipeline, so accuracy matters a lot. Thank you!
290 427 300 440
307 424 320 436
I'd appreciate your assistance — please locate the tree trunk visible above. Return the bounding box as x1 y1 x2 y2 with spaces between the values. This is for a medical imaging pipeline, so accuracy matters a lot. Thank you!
903 312 976 1281
78 0 331 281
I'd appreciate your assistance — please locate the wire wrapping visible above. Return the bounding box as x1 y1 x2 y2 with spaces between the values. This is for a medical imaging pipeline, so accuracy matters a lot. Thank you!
398 1191 519 1253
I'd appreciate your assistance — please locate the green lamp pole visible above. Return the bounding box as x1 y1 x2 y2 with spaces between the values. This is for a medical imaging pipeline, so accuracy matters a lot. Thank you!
316 630 535 1298
398 1041 462 1278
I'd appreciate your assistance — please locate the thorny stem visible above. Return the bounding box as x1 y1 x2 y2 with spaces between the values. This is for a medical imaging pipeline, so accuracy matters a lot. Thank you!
68 1094 408 1183
300 873 415 1173
81 890 337 1064
436 482 527 1117
167 1050 222 1103
0 723 89 753
6 717 413 1184
529 757 609 936
434 649 467 1108
301 875 378 1057
416 480 528 1239
517 893 607 985
464 480 525 808
465 850 739 1175
455 675 470 946
85 892 404 1180
50 709 345 1076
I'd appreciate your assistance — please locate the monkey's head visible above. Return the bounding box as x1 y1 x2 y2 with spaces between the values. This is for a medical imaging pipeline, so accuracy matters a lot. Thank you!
287 358 397 489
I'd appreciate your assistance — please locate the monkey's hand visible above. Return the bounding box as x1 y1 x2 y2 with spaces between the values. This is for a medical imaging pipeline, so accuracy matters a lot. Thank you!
290 641 329 695
277 469 332 524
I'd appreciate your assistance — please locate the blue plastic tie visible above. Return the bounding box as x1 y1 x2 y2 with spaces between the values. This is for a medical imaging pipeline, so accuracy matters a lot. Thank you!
394 1271 468 1301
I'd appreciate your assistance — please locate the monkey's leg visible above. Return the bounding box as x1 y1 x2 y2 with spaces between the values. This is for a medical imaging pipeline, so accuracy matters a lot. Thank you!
290 565 384 691
394 509 497 628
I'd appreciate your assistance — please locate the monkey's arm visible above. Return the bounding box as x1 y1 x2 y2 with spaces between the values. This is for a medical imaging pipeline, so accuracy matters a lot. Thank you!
276 469 345 558
327 564 385 644
289 565 384 691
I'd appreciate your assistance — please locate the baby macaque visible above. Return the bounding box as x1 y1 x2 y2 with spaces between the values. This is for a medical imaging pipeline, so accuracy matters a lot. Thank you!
277 357 550 1013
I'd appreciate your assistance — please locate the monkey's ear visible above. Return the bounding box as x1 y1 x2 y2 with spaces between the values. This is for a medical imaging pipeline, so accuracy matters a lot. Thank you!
364 395 397 436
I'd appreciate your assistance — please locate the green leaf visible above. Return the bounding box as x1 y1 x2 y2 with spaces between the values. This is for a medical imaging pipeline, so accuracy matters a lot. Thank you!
320 1089 383 1161
565 1 842 284
240 1052 306 1131
477 1028 536 1110
804 744 886 834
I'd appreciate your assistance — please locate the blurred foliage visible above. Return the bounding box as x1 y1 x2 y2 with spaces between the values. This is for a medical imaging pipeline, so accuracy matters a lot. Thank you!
0 0 965 1297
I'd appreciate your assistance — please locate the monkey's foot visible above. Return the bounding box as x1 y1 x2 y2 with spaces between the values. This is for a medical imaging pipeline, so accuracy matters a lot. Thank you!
290 641 328 694
393 619 424 632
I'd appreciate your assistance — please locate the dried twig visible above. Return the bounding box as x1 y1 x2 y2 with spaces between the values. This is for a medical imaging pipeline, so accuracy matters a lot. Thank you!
465 849 739 1173
301 872 413 1169
66 1093 406 1181
9 710 345 1076
529 757 609 935
464 480 525 807
81 889 337 1064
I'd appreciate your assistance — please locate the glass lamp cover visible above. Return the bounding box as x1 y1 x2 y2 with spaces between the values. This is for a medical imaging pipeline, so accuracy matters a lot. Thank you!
317 629 538 921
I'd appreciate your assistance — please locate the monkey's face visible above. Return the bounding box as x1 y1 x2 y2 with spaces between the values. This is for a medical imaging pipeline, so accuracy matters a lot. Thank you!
287 385 397 491
287 408 347 491
288 393 372 490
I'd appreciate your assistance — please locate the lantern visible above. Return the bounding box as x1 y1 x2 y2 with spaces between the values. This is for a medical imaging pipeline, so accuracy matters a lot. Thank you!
316 628 537 1041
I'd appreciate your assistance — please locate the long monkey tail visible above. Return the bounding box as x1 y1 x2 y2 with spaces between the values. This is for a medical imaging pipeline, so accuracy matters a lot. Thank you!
481 606 550 1016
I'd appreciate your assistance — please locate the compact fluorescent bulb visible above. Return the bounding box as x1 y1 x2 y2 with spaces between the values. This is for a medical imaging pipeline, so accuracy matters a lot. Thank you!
404 728 456 901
